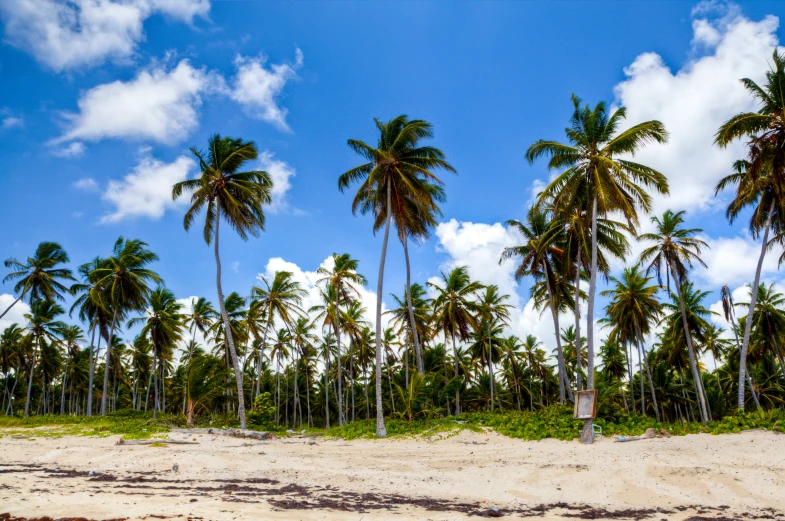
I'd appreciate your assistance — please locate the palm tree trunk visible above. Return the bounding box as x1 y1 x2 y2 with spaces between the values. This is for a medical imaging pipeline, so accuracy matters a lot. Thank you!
255 320 272 399
333 295 345 426
6 375 18 416
669 260 708 424
451 331 461 415
0 295 23 321
635 323 660 421
737 200 774 410
144 367 152 412
152 355 158 419
402 235 424 373
87 323 98 417
60 356 69 415
625 340 636 414
543 261 567 404
747 371 762 409
213 206 247 429
101 310 118 416
388 364 395 414
276 355 281 426
24 337 39 417
637 342 646 416
574 247 582 391
373 182 392 437
772 337 785 382
488 321 496 411
324 343 331 429
581 197 598 444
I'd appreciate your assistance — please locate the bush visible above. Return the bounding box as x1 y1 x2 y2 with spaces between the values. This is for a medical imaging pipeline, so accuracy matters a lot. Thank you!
247 392 277 429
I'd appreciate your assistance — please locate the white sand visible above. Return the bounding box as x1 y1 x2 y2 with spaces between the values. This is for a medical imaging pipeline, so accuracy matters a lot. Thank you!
1 428 783 520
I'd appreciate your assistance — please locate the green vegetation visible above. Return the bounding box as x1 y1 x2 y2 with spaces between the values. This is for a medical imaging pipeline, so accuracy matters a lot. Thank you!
0 410 171 439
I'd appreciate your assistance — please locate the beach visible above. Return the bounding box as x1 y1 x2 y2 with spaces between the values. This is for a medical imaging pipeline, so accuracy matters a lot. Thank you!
1 428 783 520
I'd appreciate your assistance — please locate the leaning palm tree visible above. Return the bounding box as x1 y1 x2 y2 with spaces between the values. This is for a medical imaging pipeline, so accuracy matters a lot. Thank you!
340 115 455 436
250 271 307 399
172 134 273 429
639 210 710 424
315 253 367 426
529 95 667 442
91 237 160 416
2 241 75 320
715 52 785 409
428 266 482 415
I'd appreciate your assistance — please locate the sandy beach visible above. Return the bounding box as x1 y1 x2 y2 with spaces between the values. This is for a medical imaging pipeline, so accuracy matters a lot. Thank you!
1 428 784 520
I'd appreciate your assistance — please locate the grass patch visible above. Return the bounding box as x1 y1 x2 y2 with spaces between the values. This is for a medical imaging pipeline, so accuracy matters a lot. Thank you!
0 410 173 439
327 416 483 440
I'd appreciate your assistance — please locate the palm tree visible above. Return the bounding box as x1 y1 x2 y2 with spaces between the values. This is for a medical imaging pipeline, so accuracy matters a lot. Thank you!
91 238 160 416
429 266 482 415
251 271 306 399
503 206 572 403
1 242 75 320
474 285 512 409
639 210 710 423
315 253 367 425
1 324 23 414
602 267 662 420
721 285 762 408
129 287 185 418
715 52 785 411
529 95 667 442
182 297 216 412
739 283 785 379
58 325 84 415
172 134 273 429
23 300 66 416
340 115 455 436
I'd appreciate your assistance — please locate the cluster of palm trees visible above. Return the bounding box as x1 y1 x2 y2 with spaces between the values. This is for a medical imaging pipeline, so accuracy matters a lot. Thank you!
1 51 784 439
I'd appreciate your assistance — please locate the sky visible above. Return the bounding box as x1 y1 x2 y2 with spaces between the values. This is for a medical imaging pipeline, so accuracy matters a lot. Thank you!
1 0 784 360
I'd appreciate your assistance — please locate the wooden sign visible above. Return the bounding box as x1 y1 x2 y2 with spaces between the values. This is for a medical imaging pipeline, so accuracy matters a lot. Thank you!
574 390 598 419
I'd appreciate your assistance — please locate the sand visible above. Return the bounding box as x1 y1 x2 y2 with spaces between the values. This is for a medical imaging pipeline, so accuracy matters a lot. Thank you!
1 427 784 520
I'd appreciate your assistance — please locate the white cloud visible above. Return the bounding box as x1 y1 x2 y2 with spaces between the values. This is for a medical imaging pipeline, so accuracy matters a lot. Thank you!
694 234 783 287
56 59 215 145
258 151 296 214
51 142 86 158
1 116 23 129
231 261 240 274
101 153 194 223
0 294 30 334
73 177 99 191
229 49 303 131
0 0 210 71
613 7 780 213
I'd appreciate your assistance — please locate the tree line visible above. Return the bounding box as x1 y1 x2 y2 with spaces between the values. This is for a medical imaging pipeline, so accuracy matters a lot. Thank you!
1 51 784 441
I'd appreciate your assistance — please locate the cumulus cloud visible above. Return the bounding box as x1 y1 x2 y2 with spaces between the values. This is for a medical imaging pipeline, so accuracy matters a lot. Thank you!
613 6 780 213
229 49 303 131
0 294 30 333
101 153 194 223
258 151 296 213
55 60 215 145
51 142 87 158
0 0 210 71
695 234 783 287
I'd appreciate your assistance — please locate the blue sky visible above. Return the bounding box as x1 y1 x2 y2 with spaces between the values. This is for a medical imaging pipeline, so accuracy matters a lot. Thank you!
1 0 783 353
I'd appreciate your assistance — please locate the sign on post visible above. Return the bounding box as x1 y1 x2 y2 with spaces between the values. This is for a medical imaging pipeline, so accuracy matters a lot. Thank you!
573 389 598 419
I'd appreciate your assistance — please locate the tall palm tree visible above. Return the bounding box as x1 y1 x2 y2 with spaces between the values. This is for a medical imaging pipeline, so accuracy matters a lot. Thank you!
503 206 572 403
739 283 785 380
315 253 367 425
529 95 667 442
23 300 66 416
602 267 662 420
251 271 307 399
720 285 762 408
428 266 482 415
172 134 273 429
1 324 23 414
639 210 710 423
58 325 84 415
340 115 455 436
1 242 75 320
474 285 512 409
182 297 216 412
91 238 160 416
129 287 185 418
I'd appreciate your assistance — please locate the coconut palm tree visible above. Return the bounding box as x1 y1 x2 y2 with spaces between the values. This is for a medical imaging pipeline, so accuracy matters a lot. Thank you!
715 51 785 410
250 271 307 399
129 287 185 418
720 285 762 408
340 115 455 436
182 297 216 412
529 95 668 442
738 283 785 380
91 238 160 416
1 324 23 414
315 253 367 425
474 285 512 409
639 210 710 423
172 134 273 429
503 206 572 403
58 325 84 415
388 283 433 383
23 300 66 416
1 242 75 320
602 267 662 420
428 266 482 415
